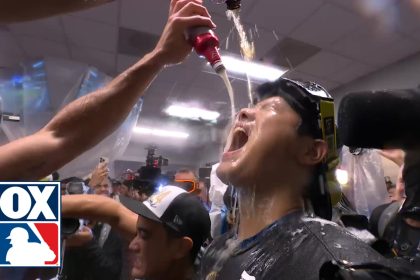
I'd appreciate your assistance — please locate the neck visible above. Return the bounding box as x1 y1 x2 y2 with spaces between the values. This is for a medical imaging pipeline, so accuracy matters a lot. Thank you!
152 258 194 280
237 182 303 240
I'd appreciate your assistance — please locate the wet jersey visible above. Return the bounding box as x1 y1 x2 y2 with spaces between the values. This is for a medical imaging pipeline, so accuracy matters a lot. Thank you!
200 211 386 280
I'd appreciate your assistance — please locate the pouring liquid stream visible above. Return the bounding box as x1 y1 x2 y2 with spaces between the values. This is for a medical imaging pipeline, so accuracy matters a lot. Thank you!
226 9 255 106
218 68 236 122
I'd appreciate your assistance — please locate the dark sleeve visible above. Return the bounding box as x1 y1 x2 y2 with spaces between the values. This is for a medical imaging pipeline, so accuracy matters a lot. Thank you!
83 230 123 280
369 203 390 237
402 151 420 220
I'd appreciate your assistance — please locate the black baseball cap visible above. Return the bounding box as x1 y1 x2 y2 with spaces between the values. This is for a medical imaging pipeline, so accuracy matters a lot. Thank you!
120 185 210 260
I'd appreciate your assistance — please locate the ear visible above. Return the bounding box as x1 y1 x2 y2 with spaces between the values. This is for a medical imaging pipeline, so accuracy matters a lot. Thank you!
297 139 328 166
172 237 193 260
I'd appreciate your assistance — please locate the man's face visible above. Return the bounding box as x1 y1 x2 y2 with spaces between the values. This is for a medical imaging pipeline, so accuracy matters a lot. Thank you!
175 172 199 193
129 216 179 278
217 96 306 188
175 171 196 182
119 184 129 196
94 178 111 196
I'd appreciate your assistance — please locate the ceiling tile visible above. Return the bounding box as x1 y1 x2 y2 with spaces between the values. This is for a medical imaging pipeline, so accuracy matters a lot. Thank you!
330 25 419 66
315 78 340 91
62 16 118 52
142 81 191 116
8 17 65 43
263 37 320 68
70 46 116 75
367 36 419 66
70 1 119 25
226 79 258 109
327 61 374 83
283 70 319 81
118 27 159 57
17 36 69 59
153 64 200 86
290 3 362 48
296 51 353 78
408 26 420 42
120 0 168 35
245 0 324 35
327 0 397 14
180 52 208 71
188 70 226 92
116 53 139 73
282 70 340 90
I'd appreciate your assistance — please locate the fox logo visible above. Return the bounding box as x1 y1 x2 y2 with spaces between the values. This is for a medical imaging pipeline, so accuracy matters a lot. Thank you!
0 182 60 267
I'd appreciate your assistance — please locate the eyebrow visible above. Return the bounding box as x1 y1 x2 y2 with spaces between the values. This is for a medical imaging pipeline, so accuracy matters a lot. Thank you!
136 226 151 234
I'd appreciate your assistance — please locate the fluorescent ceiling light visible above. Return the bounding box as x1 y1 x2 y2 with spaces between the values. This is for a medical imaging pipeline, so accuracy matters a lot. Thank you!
133 126 189 139
221 55 287 81
165 105 220 122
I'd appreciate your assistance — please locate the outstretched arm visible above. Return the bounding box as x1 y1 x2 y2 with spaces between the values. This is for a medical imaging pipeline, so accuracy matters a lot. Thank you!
62 194 137 240
0 0 214 180
379 149 405 167
0 0 114 23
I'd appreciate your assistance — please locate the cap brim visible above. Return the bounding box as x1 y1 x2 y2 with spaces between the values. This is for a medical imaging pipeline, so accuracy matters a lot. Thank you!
120 196 161 223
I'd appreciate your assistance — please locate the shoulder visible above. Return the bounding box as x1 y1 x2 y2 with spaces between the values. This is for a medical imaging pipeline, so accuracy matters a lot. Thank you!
200 232 234 272
302 216 384 264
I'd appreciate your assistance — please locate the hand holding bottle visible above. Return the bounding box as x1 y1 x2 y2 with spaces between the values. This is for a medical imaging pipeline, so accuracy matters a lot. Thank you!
153 0 216 66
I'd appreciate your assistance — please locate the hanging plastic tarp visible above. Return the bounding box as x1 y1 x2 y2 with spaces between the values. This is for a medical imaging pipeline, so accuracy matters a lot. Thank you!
339 146 388 217
0 57 142 179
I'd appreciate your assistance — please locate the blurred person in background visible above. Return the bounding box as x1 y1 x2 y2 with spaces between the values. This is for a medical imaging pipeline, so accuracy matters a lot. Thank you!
200 78 390 279
370 150 420 267
385 176 398 202
62 172 124 280
174 169 199 192
198 180 211 211
111 179 129 200
62 185 211 280
61 177 86 195
174 169 211 210
61 161 123 280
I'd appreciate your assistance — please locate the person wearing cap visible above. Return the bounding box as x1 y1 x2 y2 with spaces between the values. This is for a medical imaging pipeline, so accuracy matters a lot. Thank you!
61 185 210 280
199 78 390 279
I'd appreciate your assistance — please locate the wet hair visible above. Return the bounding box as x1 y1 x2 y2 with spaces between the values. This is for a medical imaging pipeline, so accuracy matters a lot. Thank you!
255 77 322 139
256 77 334 219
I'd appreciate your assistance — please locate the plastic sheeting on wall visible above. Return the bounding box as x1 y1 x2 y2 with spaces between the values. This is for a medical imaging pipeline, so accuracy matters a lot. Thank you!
0 57 142 179
340 146 388 218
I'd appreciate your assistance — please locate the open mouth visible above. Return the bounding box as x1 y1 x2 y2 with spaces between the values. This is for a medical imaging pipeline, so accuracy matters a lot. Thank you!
227 127 249 152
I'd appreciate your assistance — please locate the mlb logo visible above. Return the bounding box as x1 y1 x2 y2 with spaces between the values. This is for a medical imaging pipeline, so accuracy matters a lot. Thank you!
0 182 60 267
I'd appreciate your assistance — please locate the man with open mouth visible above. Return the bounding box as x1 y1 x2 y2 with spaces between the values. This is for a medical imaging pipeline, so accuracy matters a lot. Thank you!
200 78 391 280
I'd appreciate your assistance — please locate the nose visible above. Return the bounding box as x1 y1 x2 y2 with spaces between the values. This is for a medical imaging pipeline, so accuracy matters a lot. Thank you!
237 107 255 122
129 235 140 251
